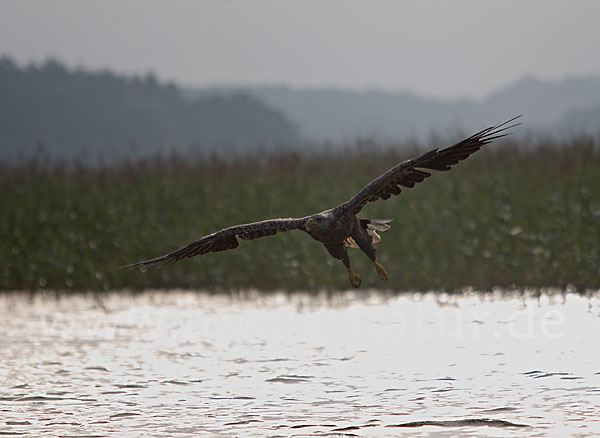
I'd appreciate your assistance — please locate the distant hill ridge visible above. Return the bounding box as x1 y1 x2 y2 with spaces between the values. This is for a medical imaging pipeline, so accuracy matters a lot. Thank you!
0 57 299 160
3 55 599 162
190 76 600 142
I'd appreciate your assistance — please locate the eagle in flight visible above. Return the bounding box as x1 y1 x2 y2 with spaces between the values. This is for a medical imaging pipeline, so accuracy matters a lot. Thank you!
125 116 521 287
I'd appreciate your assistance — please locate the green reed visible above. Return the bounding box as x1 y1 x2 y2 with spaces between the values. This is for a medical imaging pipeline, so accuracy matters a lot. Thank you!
2 137 599 292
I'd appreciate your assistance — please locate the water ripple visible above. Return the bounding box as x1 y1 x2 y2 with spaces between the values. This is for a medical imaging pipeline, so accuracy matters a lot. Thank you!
1 291 599 436
387 418 530 428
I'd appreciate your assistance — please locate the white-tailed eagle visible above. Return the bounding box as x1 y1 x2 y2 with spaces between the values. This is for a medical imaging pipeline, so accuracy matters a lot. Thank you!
124 116 521 287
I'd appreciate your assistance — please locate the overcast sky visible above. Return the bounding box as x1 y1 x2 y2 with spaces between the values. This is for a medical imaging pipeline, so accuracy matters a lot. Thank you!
1 0 599 100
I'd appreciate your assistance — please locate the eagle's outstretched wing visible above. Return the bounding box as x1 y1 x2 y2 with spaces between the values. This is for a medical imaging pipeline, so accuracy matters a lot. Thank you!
342 116 522 214
123 217 307 268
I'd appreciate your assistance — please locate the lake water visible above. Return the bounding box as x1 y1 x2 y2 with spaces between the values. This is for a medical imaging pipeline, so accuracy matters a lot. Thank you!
1 290 599 437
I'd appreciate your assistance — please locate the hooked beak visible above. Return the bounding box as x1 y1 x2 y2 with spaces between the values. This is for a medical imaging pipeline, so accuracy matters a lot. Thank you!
305 218 316 231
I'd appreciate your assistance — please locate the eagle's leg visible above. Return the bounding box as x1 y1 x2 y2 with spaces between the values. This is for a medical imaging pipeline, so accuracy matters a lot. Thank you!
351 225 389 281
324 242 361 288
339 253 361 288
347 265 362 288
374 260 389 281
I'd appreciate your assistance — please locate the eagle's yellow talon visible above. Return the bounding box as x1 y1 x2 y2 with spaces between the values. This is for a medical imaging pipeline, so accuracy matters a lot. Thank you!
374 261 389 281
348 269 361 288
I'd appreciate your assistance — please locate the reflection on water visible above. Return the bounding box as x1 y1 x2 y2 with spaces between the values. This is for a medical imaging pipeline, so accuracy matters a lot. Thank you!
1 290 599 437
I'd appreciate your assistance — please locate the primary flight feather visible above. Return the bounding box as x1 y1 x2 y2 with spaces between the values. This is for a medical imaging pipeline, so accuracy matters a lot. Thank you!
124 116 521 287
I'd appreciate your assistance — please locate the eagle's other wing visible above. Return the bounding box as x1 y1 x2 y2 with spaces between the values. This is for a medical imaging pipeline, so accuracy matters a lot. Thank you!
123 217 307 268
342 116 521 214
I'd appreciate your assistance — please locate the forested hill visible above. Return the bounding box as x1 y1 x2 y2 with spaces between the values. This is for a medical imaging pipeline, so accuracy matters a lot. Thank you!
0 57 299 160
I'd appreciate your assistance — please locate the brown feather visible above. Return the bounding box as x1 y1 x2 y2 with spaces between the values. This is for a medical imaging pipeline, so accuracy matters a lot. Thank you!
122 218 305 269
343 116 521 214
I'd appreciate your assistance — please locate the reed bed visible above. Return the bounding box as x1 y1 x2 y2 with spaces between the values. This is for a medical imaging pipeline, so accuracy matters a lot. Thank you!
2 137 599 292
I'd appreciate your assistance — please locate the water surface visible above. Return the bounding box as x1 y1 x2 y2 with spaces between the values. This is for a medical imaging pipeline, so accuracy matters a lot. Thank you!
1 290 599 436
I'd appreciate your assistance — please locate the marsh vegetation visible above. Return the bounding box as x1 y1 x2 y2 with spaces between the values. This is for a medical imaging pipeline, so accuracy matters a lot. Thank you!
2 137 599 292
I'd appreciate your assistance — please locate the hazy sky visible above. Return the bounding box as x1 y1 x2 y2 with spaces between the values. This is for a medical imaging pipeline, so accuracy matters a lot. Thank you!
2 0 599 100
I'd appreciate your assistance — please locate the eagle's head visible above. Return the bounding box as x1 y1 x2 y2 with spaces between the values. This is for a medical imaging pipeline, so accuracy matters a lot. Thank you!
305 211 335 232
